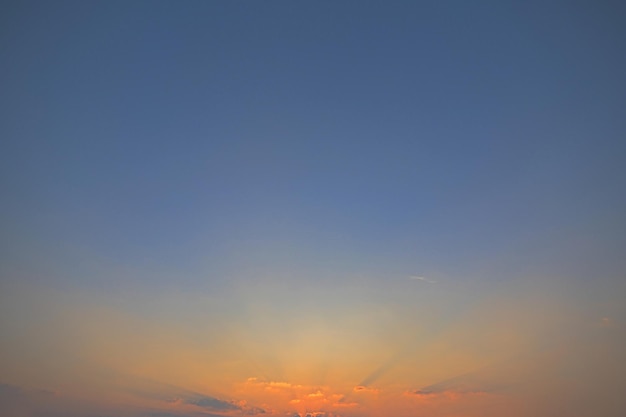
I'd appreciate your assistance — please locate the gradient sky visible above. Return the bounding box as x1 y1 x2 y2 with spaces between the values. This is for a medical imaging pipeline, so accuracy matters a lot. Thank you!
1 1 625 417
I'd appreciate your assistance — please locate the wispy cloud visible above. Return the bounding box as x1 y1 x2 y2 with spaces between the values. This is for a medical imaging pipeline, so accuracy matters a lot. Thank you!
409 275 437 284
116 376 241 412
598 317 615 328
407 368 509 399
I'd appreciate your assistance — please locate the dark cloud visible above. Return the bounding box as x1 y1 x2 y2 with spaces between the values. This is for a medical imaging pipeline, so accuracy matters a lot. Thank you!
144 412 226 417
0 381 248 417
410 369 510 396
0 382 54 399
33 412 115 417
145 413 185 417
292 413 327 417
120 377 239 412
0 381 56 415
0 382 24 398
0 383 29 417
107 374 266 416
182 393 239 410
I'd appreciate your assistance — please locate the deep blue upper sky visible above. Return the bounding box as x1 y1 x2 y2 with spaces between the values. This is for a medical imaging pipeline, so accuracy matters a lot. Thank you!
2 1 625 294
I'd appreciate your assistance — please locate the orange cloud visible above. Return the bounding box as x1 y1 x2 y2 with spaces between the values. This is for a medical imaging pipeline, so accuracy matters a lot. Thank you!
240 377 336 415
333 401 359 408
238 377 369 417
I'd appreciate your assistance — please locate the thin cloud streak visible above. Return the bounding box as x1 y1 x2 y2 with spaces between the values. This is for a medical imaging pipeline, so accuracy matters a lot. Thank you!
409 276 437 284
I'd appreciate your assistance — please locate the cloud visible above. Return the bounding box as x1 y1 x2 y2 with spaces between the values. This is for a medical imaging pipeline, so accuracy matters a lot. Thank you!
409 275 437 284
244 377 326 395
406 388 488 399
268 381 295 389
308 391 325 398
242 378 353 415
143 413 226 417
406 368 508 400
0 381 56 415
598 317 614 327
0 382 120 417
145 413 189 417
243 406 266 415
0 382 54 399
160 390 239 411
332 400 358 408
0 380 257 417
143 411 241 417
117 376 240 412
183 394 239 410
0 382 24 397
352 386 379 394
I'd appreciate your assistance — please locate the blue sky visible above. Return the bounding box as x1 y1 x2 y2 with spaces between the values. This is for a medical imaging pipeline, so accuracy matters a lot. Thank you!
1 2 625 417
3 1 624 290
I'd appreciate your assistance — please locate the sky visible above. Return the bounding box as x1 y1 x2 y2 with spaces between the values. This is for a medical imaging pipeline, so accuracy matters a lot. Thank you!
1 1 625 417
